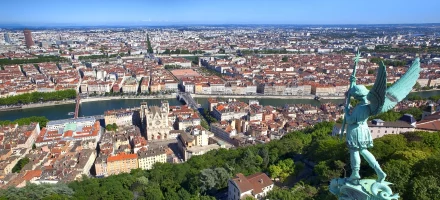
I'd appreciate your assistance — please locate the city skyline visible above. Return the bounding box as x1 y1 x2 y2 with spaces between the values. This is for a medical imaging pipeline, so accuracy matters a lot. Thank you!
1 0 440 25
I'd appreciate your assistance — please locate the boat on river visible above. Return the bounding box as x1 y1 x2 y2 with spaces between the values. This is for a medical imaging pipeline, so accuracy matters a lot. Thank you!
314 96 322 101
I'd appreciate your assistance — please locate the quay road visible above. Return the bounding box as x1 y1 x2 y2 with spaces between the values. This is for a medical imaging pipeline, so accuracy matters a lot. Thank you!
76 53 231 62
154 53 232 58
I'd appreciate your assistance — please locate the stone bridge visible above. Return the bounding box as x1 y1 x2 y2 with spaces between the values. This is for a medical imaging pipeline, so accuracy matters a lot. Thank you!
177 92 201 110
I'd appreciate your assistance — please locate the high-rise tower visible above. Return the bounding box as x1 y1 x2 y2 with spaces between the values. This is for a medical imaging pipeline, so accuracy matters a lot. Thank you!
4 33 11 44
23 29 33 48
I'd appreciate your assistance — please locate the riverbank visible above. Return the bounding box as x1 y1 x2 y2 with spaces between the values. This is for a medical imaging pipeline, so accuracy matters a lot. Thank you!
1 88 439 113
192 94 345 100
80 95 176 103
0 95 176 112
0 100 77 112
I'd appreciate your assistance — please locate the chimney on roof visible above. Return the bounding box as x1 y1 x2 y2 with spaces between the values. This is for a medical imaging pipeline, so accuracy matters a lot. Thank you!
259 179 263 183
372 119 384 126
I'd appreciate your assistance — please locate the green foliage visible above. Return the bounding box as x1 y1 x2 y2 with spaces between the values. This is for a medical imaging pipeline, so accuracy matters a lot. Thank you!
369 107 423 121
266 188 295 200
350 98 359 107
203 109 217 124
144 183 164 200
428 95 440 102
363 45 440 54
191 50 205 55
147 34 153 54
400 107 423 121
314 161 344 183
370 57 407 67
0 183 73 200
69 174 135 200
199 168 230 194
268 159 295 181
189 56 199 65
164 65 183 70
241 48 289 55
42 193 70 200
407 94 426 101
281 56 288 62
370 134 407 162
368 69 375 74
391 149 431 166
408 175 440 200
0 56 68 65
382 159 412 195
369 110 403 121
267 183 318 200
105 123 118 131
200 119 209 130
0 116 49 128
306 135 346 163
413 82 422 91
0 89 76 106
12 157 30 173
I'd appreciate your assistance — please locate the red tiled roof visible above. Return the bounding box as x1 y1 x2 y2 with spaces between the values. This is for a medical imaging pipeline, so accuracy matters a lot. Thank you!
107 153 137 162
23 170 42 181
231 172 273 195
417 119 440 131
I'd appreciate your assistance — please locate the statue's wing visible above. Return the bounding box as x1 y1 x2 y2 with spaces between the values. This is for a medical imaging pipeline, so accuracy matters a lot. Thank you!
367 62 387 115
379 58 421 114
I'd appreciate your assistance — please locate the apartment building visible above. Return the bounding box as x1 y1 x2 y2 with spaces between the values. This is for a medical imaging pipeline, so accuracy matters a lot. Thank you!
137 147 167 170
106 153 138 176
104 108 136 127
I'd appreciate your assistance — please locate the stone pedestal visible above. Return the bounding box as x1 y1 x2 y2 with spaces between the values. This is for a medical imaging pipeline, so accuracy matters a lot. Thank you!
330 178 399 200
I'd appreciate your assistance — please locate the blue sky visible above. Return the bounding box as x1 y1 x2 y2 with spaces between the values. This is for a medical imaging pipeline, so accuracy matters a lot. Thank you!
1 0 439 25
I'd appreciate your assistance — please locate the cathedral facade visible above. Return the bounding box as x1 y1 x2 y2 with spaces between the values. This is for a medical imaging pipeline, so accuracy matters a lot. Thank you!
141 101 172 140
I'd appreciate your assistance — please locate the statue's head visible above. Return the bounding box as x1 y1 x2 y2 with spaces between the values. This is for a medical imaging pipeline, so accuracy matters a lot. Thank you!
349 85 369 100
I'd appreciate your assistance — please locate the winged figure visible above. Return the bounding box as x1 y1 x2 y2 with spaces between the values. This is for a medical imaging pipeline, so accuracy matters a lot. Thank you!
344 58 421 183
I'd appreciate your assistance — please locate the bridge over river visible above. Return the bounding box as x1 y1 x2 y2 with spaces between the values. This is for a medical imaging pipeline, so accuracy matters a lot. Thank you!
177 92 201 110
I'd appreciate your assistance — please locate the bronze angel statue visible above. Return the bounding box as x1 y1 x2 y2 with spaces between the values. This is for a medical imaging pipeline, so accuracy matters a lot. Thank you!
341 57 421 183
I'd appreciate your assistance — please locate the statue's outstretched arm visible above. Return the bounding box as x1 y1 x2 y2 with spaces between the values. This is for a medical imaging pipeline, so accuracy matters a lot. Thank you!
350 75 357 86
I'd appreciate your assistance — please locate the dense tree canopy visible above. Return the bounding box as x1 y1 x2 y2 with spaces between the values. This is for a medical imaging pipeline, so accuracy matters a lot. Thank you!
0 116 49 128
367 107 424 121
147 34 153 54
12 157 30 173
370 57 407 67
0 89 76 106
78 54 124 60
105 123 118 131
0 56 68 65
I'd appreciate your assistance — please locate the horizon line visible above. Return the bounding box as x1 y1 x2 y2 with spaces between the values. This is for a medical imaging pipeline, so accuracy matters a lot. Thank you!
1 22 440 28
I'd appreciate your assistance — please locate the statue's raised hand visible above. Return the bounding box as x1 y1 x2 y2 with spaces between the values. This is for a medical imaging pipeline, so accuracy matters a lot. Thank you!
350 75 357 83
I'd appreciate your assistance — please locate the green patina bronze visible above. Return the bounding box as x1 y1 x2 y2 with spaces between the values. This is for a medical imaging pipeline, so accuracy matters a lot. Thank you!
330 54 421 200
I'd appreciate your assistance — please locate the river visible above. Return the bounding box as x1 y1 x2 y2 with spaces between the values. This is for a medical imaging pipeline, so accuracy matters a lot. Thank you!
0 90 437 122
